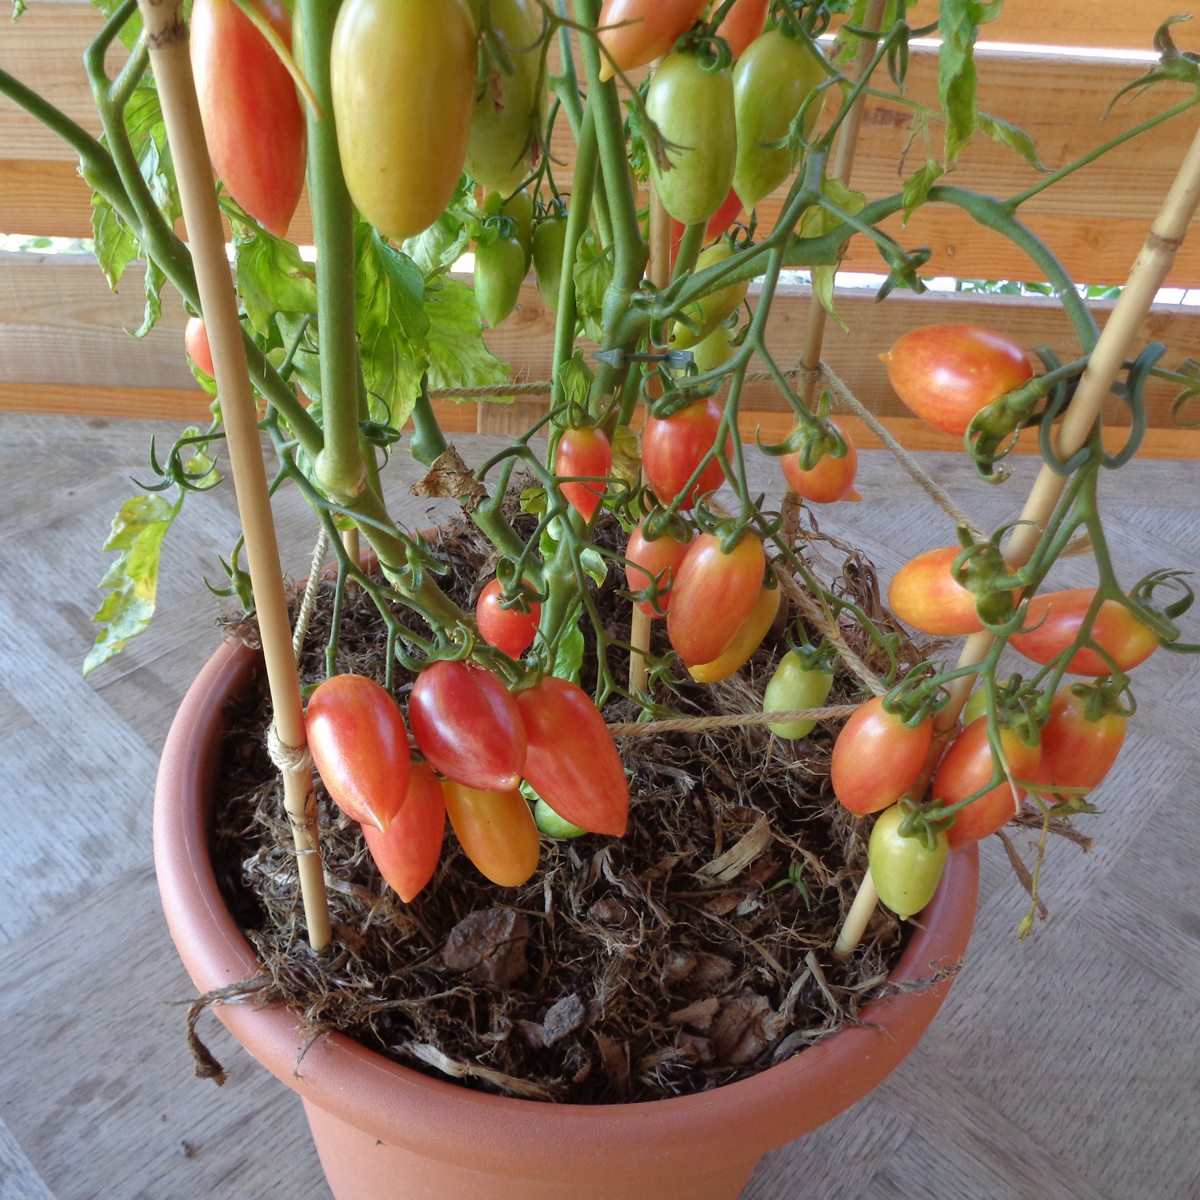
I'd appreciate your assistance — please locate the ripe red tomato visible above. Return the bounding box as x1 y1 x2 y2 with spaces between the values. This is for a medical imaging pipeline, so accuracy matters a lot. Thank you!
442 780 540 887
475 578 541 659
625 522 694 616
306 674 411 831
718 0 769 58
184 317 215 377
669 188 744 270
408 660 526 791
1033 686 1127 794
642 398 731 510
780 419 860 504
1009 588 1158 676
191 0 306 238
596 0 709 82
883 324 1033 437
555 427 612 522
666 532 765 666
688 583 780 682
514 677 630 836
361 761 446 901
934 720 1042 851
830 696 933 816
889 546 982 637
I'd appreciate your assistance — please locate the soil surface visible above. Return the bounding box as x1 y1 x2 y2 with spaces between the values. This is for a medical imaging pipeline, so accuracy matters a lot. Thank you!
209 503 927 1104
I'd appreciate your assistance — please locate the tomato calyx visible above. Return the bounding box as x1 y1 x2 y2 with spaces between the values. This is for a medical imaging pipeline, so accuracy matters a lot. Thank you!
755 393 844 471
671 27 735 72
692 509 760 558
1061 677 1136 724
880 666 950 728
892 796 957 854
784 632 837 675
491 558 546 615
1127 567 1197 650
949 523 1024 631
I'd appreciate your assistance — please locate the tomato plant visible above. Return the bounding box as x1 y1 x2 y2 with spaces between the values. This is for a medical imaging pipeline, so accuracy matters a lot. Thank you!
1033 685 1127 794
624 521 694 616
184 316 215 378
883 324 1034 437
763 651 834 739
361 762 446 901
667 532 765 666
191 0 306 239
555 426 613 522
780 418 860 504
830 697 933 816
869 804 949 921
645 51 737 227
933 720 1042 851
642 398 730 509
331 0 476 241
475 577 541 658
671 241 749 349
408 660 526 792
688 583 780 682
733 29 826 214
1010 588 1159 676
596 0 708 81
305 673 411 831
442 780 540 887
514 677 629 835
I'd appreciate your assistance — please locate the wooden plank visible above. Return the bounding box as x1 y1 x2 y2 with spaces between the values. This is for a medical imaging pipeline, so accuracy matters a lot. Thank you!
957 0 1199 52
5 255 1200 429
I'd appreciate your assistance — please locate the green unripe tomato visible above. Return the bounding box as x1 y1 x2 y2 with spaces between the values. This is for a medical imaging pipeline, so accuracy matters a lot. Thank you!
533 796 588 839
733 30 827 214
532 215 568 310
691 323 736 373
763 650 835 738
962 687 988 727
671 241 749 349
645 51 737 227
483 188 535 272
868 805 949 921
474 234 525 326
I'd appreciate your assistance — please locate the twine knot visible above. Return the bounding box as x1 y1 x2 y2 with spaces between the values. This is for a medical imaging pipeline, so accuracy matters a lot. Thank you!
267 720 313 775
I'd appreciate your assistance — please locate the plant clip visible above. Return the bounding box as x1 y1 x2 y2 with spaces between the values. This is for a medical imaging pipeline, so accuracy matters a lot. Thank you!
594 348 695 372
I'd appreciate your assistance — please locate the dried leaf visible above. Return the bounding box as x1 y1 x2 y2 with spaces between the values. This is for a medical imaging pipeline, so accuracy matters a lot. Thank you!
589 898 635 926
398 1042 557 1100
697 813 772 883
410 444 488 508
595 1032 630 1085
660 948 696 986
690 953 735 988
709 993 786 1065
440 908 529 985
668 997 720 1031
677 1031 715 1064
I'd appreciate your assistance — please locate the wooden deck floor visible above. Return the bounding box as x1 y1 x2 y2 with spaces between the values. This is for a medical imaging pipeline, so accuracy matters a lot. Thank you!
0 413 1197 1200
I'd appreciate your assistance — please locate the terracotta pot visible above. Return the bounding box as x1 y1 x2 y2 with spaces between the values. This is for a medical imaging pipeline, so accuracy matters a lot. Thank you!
155 637 979 1200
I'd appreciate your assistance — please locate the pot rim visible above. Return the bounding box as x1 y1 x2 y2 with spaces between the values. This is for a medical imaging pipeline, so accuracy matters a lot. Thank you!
155 635 978 1184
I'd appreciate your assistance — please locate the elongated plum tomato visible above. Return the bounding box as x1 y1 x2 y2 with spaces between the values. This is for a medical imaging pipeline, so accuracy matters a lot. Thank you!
482 188 535 272
689 584 780 683
361 762 446 902
191 0 305 238
184 317 215 378
667 533 765 666
763 651 834 739
475 578 541 659
933 720 1042 851
408 660 526 792
781 419 860 504
718 0 770 58
331 0 476 242
474 232 525 328
830 696 933 816
669 189 744 271
671 242 749 350
889 546 983 637
883 324 1033 437
625 522 694 617
555 427 612 522
596 0 709 82
869 804 949 921
465 0 546 194
442 780 540 887
733 30 826 215
532 216 568 311
645 51 737 227
1033 686 1127 794
1010 588 1158 676
514 677 630 836
305 674 411 832
642 398 731 509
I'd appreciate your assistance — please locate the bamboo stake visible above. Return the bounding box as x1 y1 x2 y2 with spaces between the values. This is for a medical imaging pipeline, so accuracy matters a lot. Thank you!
780 0 887 539
136 0 331 951
834 115 1200 962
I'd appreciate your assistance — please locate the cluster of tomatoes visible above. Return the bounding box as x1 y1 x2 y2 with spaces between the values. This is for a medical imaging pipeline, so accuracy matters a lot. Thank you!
306 662 629 900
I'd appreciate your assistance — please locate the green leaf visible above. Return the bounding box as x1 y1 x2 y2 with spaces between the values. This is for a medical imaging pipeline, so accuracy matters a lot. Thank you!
89 0 143 51
274 311 323 402
354 219 430 427
977 112 1048 172
580 546 608 587
12 0 28 19
798 179 867 330
551 605 585 684
556 350 594 414
572 229 612 345
901 159 944 222
938 0 1001 168
403 173 475 277
124 78 179 227
425 276 511 393
84 493 182 675
234 226 317 336
130 257 166 338
90 190 137 291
